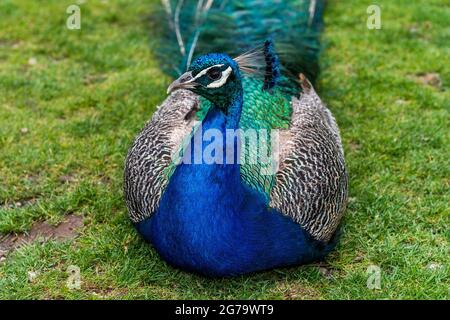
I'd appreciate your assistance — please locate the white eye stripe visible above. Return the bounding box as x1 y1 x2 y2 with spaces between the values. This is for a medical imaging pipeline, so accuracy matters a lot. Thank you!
206 66 232 88
192 64 224 82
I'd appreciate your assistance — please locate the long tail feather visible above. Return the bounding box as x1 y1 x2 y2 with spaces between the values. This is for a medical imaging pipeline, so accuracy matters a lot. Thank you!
152 0 325 86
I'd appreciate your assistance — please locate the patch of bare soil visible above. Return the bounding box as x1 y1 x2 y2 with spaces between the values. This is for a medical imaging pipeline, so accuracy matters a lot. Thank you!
0 215 83 260
271 281 321 300
415 72 442 88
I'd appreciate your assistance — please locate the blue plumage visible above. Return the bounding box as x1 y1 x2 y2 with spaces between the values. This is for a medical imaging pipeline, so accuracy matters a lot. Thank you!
136 105 335 277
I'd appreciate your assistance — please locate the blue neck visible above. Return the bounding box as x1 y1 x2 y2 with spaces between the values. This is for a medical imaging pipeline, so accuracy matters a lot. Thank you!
223 87 244 130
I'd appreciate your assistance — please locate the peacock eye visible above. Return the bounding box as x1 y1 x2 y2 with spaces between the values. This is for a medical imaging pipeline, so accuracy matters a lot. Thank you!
207 68 222 80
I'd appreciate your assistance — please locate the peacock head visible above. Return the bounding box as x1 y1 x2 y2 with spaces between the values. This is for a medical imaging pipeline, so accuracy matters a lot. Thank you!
167 53 242 108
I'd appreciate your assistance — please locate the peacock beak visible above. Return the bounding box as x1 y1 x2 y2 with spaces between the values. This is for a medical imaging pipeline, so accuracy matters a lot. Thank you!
167 71 196 94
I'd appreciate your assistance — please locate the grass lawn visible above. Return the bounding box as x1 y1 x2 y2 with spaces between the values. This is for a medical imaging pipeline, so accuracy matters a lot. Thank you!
0 0 448 299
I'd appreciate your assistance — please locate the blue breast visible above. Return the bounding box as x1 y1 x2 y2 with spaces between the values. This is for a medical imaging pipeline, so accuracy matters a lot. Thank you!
135 108 333 277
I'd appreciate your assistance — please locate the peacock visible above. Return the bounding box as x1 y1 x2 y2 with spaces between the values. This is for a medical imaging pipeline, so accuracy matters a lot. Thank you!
124 0 348 277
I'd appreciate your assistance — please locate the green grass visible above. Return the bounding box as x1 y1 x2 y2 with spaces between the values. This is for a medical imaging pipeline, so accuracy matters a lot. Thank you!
0 0 448 299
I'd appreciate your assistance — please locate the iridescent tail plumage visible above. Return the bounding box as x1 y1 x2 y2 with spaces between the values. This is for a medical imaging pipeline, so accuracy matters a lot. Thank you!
153 0 325 88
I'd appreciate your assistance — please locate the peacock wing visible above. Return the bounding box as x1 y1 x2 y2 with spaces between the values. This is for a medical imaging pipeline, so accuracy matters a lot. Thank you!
269 77 348 242
124 90 202 223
